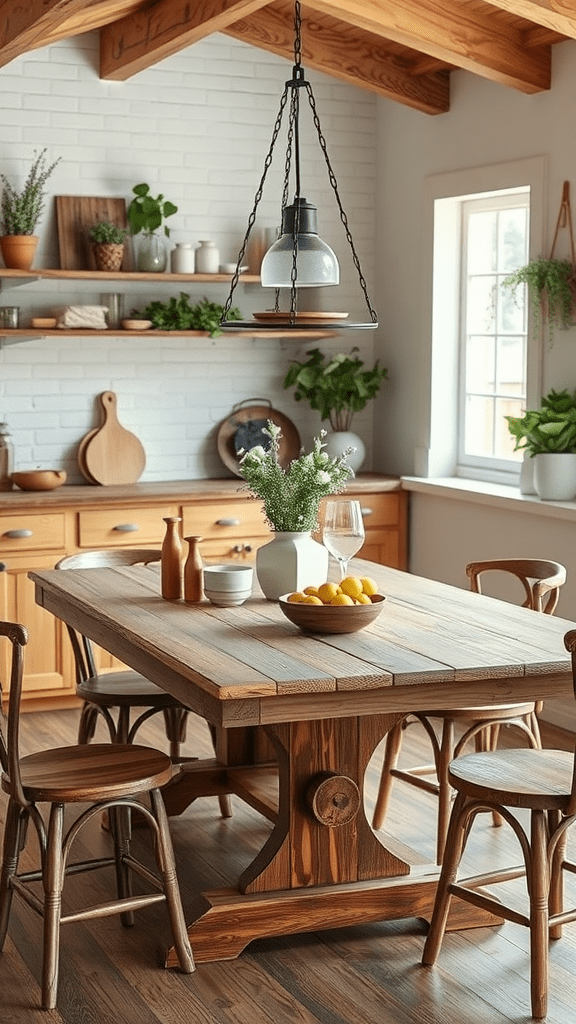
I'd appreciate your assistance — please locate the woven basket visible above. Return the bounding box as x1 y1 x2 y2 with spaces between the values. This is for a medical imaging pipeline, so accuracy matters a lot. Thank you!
92 243 124 272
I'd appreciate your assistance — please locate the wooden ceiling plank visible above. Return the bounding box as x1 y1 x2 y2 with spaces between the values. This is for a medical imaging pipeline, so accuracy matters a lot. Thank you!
488 0 576 37
303 0 551 93
0 0 89 66
223 6 450 114
100 0 274 80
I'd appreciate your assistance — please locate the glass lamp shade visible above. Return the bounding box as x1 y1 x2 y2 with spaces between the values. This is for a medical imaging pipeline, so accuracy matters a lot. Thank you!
260 196 340 288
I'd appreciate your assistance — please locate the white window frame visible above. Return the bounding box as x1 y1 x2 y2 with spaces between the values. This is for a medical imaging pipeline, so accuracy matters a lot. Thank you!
414 156 545 485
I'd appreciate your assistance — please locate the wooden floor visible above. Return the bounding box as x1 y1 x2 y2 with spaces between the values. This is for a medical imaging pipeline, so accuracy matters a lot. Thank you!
2 706 576 1024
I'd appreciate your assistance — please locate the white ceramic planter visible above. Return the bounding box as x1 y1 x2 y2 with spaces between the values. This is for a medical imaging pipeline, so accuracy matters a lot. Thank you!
533 452 576 501
323 430 366 472
256 530 329 601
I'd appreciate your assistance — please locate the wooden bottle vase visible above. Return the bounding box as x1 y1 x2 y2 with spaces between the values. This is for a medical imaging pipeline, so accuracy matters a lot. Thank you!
184 536 204 603
161 516 183 600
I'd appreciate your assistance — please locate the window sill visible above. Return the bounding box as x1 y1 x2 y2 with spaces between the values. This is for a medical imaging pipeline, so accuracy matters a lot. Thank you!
401 475 576 523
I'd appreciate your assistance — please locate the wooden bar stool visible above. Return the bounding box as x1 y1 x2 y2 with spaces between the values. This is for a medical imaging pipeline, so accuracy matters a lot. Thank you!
0 619 194 1010
56 548 232 818
372 558 566 863
422 626 576 1021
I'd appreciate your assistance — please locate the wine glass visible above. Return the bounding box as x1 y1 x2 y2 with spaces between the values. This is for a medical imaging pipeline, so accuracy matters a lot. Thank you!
321 499 365 579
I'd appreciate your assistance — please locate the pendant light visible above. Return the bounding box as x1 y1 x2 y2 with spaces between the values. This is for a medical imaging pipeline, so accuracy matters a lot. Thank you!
220 1 378 331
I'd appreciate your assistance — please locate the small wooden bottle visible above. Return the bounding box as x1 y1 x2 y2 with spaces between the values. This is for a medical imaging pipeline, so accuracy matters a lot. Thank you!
161 516 183 600
184 536 204 603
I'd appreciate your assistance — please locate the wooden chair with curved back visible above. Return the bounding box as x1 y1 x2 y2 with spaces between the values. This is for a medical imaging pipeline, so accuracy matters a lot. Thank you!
0 619 194 1009
372 558 567 864
422 626 576 1021
55 548 232 817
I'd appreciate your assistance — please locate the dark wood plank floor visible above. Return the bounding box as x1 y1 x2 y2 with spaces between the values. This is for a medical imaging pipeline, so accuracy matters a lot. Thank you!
2 706 576 1024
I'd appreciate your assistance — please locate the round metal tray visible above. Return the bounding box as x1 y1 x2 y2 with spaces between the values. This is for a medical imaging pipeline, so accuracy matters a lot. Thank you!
216 399 301 477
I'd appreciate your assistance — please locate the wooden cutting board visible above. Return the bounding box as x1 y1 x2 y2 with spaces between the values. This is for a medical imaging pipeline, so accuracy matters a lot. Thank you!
82 392 146 485
56 196 132 270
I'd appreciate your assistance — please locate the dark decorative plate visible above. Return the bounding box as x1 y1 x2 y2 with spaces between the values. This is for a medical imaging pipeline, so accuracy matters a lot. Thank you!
216 399 301 477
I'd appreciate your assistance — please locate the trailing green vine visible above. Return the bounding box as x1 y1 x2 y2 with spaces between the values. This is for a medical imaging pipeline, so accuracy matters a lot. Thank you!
502 256 576 347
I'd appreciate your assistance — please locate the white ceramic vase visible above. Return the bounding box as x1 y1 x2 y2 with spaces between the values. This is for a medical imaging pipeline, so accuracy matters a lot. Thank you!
256 531 329 601
323 430 366 472
533 452 576 501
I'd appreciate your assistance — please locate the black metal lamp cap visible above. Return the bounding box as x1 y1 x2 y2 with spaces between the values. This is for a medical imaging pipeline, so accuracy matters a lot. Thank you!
281 197 318 235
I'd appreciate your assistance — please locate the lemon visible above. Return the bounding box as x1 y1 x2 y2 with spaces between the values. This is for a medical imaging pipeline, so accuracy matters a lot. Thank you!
287 592 306 603
340 576 363 599
331 593 354 606
355 592 372 604
303 586 320 597
301 595 323 605
360 576 378 597
317 581 341 604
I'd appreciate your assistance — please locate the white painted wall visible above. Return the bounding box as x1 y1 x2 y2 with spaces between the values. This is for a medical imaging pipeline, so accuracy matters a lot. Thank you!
0 32 378 482
374 42 576 726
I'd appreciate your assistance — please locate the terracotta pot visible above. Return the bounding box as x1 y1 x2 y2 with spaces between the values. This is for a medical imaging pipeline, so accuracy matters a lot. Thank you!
92 243 124 272
0 235 38 271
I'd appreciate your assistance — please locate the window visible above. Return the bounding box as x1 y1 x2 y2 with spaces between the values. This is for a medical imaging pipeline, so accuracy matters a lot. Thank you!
459 192 529 473
418 156 544 485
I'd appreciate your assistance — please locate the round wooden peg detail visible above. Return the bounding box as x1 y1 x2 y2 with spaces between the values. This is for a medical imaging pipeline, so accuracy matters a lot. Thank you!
305 771 360 827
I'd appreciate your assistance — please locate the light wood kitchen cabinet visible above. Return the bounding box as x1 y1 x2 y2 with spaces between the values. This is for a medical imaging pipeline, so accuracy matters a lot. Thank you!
0 475 407 710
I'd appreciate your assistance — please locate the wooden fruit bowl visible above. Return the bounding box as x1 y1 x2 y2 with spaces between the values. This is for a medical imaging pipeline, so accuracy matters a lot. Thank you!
11 470 67 491
278 593 385 634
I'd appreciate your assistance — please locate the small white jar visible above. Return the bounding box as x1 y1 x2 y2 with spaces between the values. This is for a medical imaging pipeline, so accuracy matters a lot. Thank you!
195 239 219 274
170 243 195 274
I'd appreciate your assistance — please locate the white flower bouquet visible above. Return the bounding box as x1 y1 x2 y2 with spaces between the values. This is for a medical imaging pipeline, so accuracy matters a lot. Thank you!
239 421 354 532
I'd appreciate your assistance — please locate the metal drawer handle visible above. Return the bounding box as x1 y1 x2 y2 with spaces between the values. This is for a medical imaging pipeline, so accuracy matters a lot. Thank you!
360 507 373 518
4 529 33 539
233 543 253 553
217 517 241 527
113 523 140 532
0 561 6 571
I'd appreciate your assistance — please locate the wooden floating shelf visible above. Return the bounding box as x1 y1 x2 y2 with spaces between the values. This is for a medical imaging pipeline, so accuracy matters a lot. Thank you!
0 328 337 343
0 268 261 283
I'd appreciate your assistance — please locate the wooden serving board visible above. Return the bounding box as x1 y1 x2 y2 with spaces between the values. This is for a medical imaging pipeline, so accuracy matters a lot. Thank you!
82 391 146 485
56 196 132 270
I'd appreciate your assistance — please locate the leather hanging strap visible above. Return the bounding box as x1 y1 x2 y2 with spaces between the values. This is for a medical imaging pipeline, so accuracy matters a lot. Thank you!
549 181 576 262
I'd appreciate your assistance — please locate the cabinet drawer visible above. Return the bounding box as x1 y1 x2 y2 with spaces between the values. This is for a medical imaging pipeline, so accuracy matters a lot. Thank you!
200 536 270 563
346 492 401 528
0 513 65 552
77 506 178 548
182 501 269 540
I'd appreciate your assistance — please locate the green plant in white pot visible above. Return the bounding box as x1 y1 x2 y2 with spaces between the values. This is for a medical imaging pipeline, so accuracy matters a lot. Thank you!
283 347 388 471
505 388 576 500
127 183 178 273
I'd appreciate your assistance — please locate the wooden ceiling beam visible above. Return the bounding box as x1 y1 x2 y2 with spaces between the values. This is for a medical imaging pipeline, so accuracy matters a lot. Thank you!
0 0 90 66
488 0 576 38
100 0 272 80
303 0 551 93
223 4 450 114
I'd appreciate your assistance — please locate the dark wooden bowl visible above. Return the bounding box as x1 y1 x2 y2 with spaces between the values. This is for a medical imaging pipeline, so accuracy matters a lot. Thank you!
278 593 385 634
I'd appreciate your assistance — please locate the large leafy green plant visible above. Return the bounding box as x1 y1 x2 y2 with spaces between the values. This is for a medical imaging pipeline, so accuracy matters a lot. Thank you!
127 183 177 237
502 257 576 347
283 347 388 431
0 149 61 235
132 292 241 337
505 388 576 456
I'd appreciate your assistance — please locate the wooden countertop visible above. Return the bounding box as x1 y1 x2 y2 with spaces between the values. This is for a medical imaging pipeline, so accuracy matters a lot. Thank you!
0 474 402 512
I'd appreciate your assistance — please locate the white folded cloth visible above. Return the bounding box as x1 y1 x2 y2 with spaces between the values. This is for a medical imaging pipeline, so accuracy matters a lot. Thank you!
55 305 109 329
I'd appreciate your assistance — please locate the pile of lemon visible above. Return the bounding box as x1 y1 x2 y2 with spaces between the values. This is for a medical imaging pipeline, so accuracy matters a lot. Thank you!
286 575 379 606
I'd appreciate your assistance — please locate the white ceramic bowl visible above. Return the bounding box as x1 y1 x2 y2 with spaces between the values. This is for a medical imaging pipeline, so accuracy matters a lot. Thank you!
203 564 253 606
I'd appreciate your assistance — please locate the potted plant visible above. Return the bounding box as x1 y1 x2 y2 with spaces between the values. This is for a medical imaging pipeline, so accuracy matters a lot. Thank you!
505 387 576 499
283 346 388 471
238 421 354 599
127 183 178 272
88 219 128 272
0 149 61 270
502 257 576 347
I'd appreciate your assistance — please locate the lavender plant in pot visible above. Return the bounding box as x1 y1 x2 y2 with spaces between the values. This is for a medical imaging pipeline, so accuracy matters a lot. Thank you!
0 149 61 270
283 347 388 471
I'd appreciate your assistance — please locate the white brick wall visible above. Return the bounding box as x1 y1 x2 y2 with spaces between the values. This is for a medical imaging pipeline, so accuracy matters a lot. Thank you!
0 32 378 483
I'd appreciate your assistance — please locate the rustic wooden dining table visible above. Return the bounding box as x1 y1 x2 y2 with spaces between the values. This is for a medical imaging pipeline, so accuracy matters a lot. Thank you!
30 557 576 965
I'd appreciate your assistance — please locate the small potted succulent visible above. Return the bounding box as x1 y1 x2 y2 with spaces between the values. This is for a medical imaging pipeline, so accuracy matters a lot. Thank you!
505 387 576 500
283 346 388 471
0 148 61 270
88 219 128 272
127 183 178 272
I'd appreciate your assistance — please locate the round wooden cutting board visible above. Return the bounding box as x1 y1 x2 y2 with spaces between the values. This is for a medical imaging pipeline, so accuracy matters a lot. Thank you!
82 391 146 485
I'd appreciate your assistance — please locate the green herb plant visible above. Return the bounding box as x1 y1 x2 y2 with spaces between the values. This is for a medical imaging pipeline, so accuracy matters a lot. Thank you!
502 257 576 347
283 347 388 431
88 220 128 244
127 183 178 237
0 149 61 235
505 387 576 456
239 421 354 532
132 292 241 337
